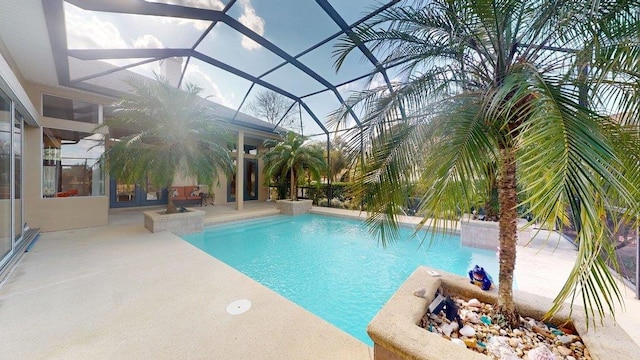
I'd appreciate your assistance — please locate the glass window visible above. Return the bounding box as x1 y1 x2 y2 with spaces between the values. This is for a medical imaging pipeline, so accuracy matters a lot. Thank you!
42 128 105 197
244 144 258 155
42 94 99 124
0 90 11 259
13 111 22 242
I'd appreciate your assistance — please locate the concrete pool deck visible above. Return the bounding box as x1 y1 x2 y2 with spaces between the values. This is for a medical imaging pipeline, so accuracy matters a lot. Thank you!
1 202 639 359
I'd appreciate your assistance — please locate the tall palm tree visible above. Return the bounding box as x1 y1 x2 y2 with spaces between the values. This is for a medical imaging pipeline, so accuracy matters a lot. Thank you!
262 132 326 201
331 0 640 327
101 76 233 214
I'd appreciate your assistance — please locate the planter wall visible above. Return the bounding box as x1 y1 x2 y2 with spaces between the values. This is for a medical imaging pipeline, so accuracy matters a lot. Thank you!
276 199 313 215
460 214 531 250
368 266 639 360
144 209 204 235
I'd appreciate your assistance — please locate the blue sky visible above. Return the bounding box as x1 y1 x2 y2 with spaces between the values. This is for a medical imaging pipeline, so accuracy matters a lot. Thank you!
63 0 399 137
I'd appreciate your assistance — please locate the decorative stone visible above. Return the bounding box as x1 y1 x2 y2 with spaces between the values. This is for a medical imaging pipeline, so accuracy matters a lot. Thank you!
557 345 573 356
417 292 599 359
413 287 427 298
467 298 482 308
532 325 555 339
557 335 575 345
459 325 476 338
463 338 477 348
528 345 557 360
441 322 458 337
487 336 519 360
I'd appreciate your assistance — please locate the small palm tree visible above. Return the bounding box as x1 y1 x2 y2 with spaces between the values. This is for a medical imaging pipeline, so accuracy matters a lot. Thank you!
262 132 326 201
332 0 640 327
101 76 233 214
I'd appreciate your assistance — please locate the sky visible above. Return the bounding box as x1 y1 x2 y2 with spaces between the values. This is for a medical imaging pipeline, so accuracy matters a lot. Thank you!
63 0 402 137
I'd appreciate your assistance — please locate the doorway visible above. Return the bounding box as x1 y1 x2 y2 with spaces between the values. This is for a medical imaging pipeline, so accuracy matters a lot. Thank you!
227 159 259 202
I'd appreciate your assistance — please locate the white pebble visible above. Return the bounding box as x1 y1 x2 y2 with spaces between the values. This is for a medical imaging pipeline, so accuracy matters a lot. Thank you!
459 325 476 337
557 335 574 345
441 322 459 337
528 345 557 360
467 298 482 307
557 345 573 356
487 337 519 360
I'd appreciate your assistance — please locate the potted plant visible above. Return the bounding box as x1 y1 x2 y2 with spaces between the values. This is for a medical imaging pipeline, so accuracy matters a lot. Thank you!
331 0 640 353
100 76 233 234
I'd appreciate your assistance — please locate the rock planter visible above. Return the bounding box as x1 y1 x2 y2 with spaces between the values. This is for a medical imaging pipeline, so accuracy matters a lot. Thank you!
144 208 204 235
460 214 531 250
276 199 313 215
367 266 639 360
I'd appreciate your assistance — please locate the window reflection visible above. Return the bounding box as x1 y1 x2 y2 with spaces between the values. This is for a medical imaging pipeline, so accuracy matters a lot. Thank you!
42 128 105 197
42 94 99 124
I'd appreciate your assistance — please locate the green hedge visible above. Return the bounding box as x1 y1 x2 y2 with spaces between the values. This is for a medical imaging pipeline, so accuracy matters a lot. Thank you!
304 182 351 204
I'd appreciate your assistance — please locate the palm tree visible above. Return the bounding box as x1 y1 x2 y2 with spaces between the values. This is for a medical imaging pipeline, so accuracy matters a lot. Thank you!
101 76 233 214
262 131 326 201
331 0 640 327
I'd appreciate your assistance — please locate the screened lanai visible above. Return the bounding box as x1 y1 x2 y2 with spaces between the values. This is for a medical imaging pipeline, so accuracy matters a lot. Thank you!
43 0 407 138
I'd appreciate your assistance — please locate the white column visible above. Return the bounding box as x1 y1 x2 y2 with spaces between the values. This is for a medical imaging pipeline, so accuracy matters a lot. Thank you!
236 131 244 210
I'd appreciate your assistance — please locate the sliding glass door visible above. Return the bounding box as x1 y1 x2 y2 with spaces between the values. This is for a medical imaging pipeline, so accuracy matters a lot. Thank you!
0 90 11 261
13 111 22 244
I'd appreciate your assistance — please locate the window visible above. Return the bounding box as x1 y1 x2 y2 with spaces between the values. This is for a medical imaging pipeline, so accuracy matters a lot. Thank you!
42 128 104 197
1 89 11 259
42 94 99 124
245 144 258 155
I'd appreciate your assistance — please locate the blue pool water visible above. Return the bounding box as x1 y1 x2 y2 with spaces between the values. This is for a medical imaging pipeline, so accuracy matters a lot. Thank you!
182 214 500 346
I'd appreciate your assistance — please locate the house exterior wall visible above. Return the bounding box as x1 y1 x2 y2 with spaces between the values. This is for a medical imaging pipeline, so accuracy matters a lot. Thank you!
21 82 111 231
3 67 280 232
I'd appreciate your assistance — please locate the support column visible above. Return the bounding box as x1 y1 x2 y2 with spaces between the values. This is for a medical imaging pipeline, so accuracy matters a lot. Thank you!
236 131 244 211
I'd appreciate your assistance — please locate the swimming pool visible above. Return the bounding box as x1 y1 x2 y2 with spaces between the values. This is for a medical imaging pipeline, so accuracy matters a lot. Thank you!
182 213 500 346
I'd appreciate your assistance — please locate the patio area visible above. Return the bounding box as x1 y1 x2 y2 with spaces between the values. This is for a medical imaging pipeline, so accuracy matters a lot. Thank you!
0 203 639 359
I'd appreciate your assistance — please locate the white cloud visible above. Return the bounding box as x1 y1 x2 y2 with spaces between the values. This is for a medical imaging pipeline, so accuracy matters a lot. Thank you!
184 64 234 108
153 0 224 31
65 3 128 49
148 0 224 10
132 34 165 49
237 0 265 51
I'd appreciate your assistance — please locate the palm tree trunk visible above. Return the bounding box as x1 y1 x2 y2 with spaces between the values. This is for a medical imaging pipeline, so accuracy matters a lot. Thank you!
496 146 520 328
167 182 178 214
290 169 296 201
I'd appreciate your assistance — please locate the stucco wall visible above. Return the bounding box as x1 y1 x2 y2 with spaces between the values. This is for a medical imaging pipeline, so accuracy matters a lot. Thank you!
23 125 109 232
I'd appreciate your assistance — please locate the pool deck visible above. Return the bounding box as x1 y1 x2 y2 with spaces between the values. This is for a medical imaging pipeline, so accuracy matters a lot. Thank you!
1 202 639 359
